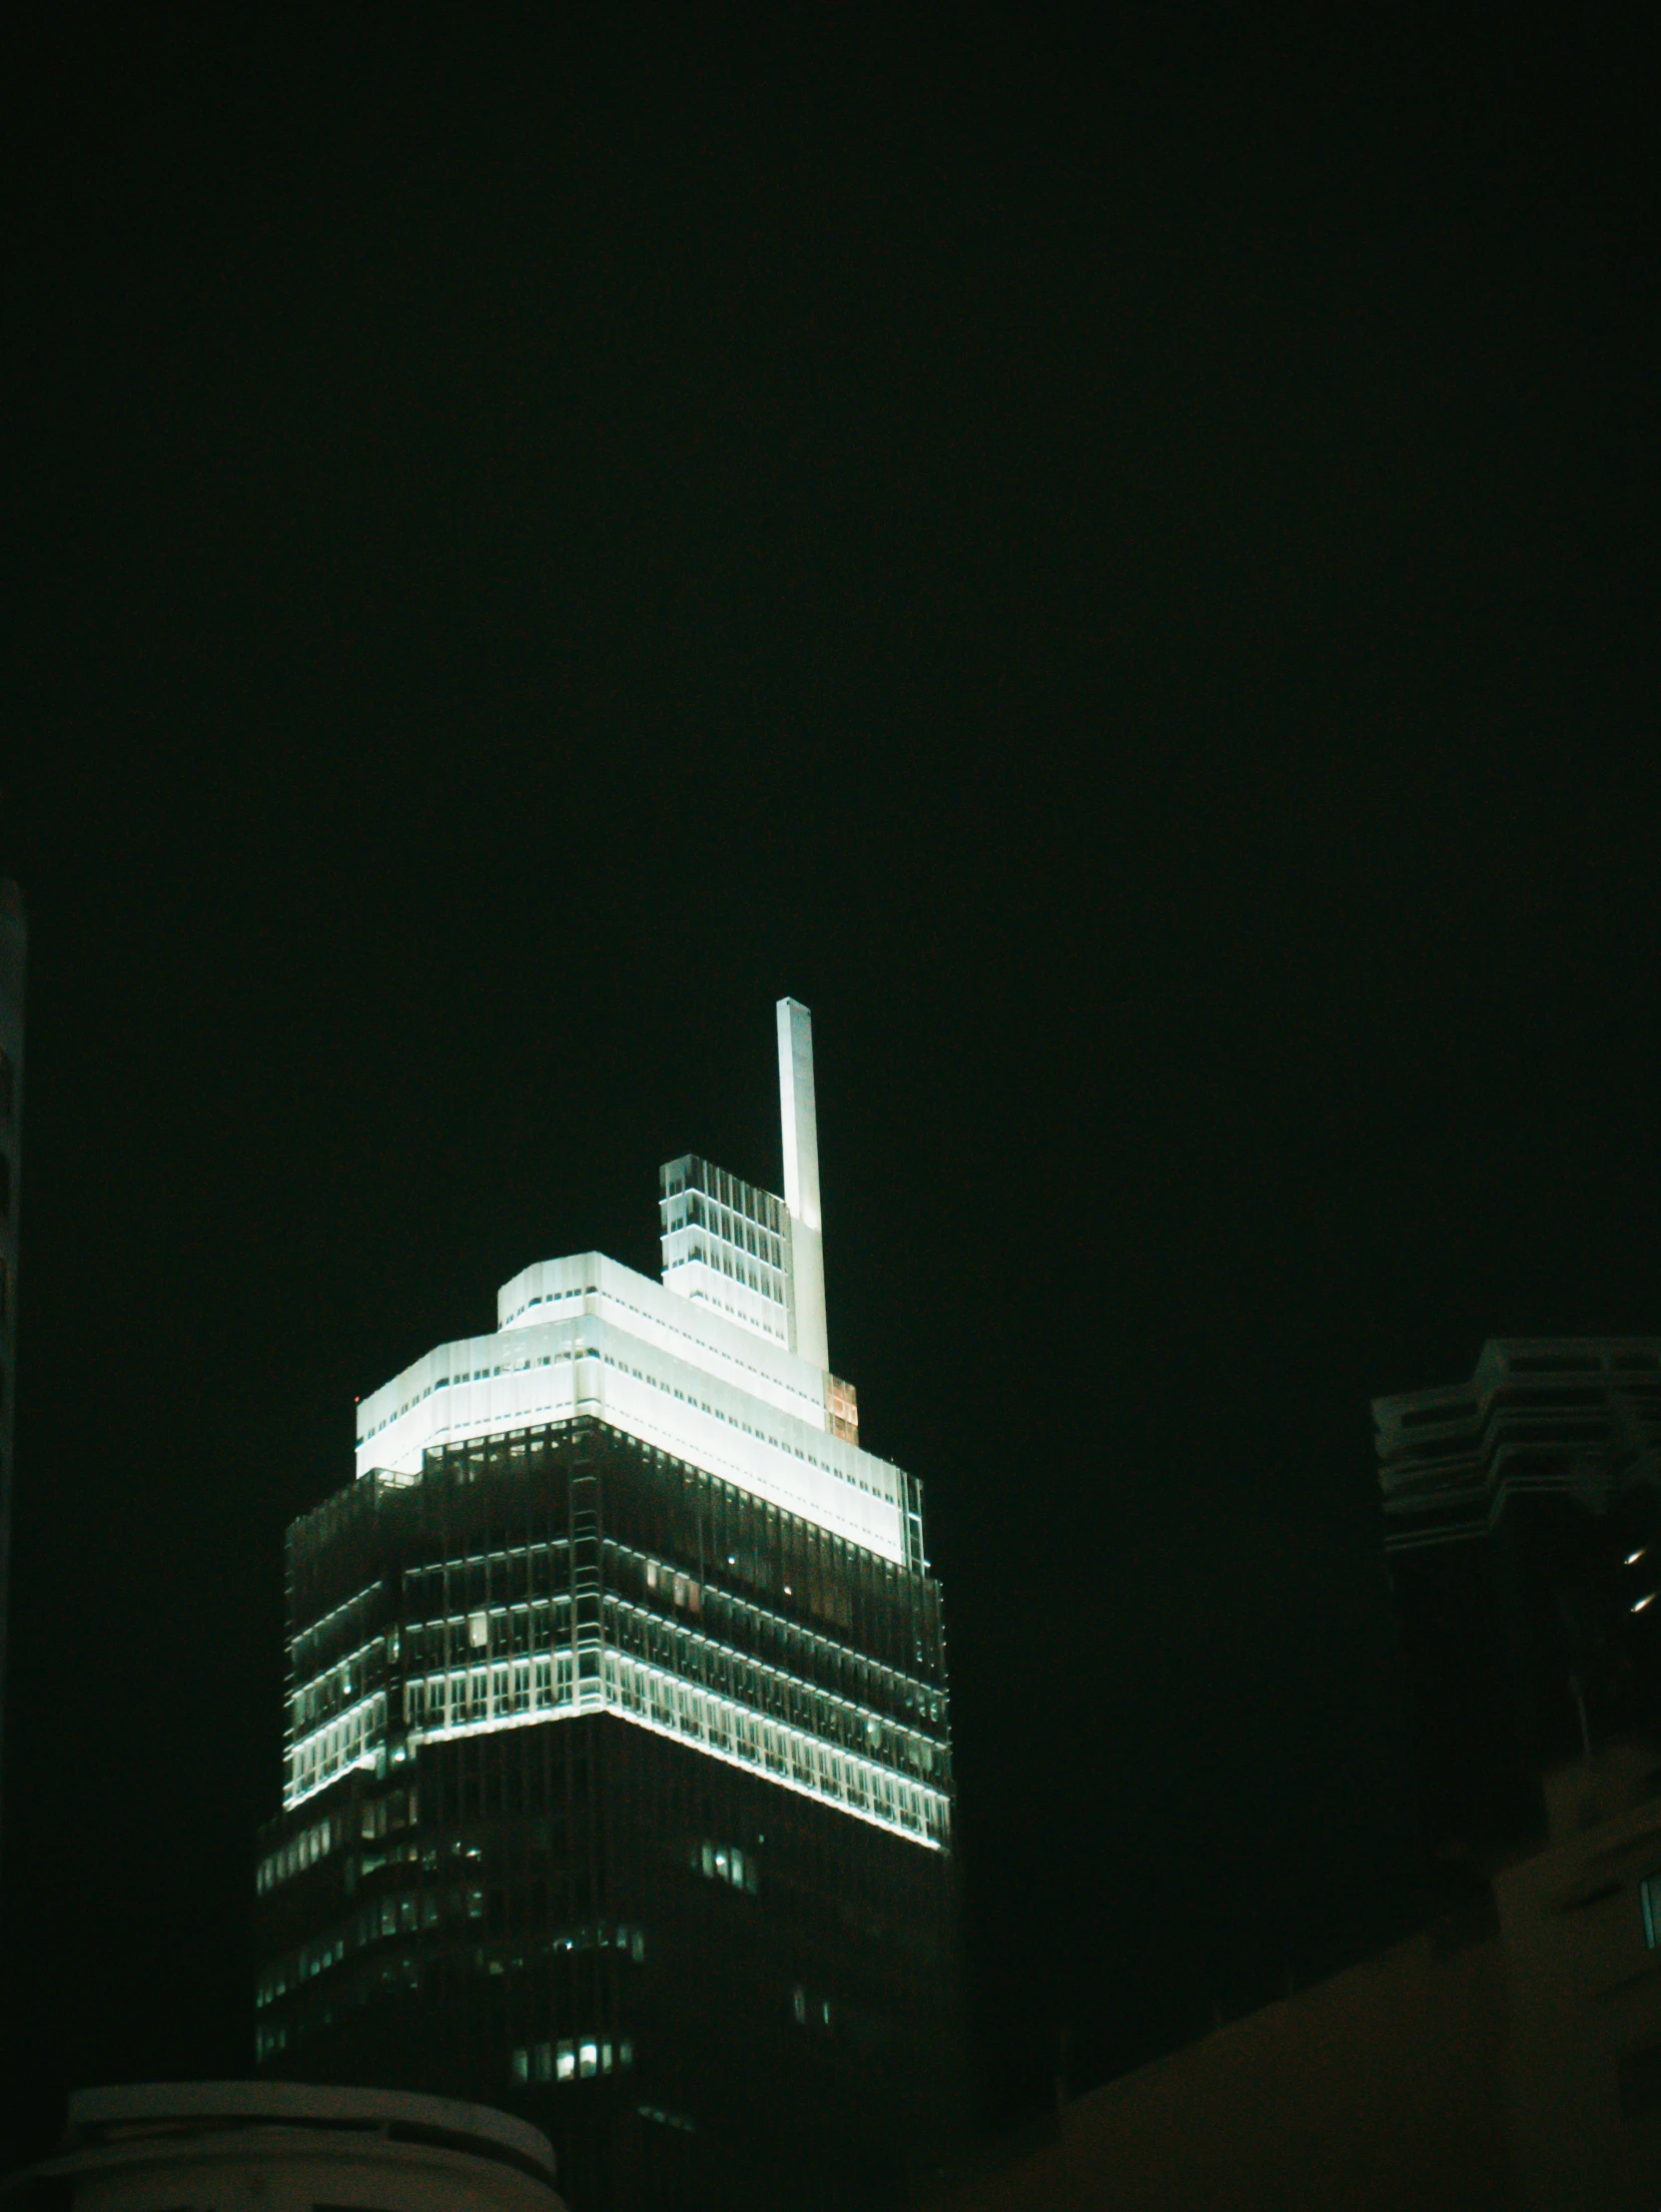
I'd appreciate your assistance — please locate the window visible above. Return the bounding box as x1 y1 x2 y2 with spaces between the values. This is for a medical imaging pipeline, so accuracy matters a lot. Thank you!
696 1838 758 1892
1641 1872 1661 1949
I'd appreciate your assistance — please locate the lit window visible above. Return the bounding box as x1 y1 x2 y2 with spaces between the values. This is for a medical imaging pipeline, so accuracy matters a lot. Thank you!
510 2047 529 2084
1642 1873 1661 1948
579 2040 598 2077
556 2039 575 2080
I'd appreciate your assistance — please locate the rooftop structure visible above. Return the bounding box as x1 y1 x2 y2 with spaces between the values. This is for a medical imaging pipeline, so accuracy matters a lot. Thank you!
1375 1337 1661 1860
351 999 904 1567
1374 1337 1661 1552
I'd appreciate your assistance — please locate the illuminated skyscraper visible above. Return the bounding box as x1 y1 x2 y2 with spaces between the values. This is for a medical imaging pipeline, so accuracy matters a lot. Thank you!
254 1001 959 2212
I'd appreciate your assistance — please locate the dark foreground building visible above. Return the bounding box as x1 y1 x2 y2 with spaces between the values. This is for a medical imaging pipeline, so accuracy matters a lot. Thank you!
1374 1337 1661 1862
926 1746 1661 2212
254 1003 960 2212
0 877 25 1873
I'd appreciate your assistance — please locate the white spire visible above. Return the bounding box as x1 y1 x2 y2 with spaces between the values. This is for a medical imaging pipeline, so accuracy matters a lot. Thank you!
777 998 828 1370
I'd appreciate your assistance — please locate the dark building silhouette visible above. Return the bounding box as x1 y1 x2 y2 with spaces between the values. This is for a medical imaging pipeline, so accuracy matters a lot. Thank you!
1374 1338 1661 1862
254 1002 960 2212
0 877 24 1877
927 1745 1661 2212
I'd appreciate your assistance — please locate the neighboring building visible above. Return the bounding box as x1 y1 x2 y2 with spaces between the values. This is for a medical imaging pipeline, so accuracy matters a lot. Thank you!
1374 1338 1661 1860
926 1743 1661 2212
0 878 24 1874
0 2081 565 2212
254 1002 960 2212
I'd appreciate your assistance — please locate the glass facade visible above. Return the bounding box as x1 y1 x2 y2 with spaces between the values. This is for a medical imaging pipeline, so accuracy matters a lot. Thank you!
257 1423 960 2212
659 1156 792 1349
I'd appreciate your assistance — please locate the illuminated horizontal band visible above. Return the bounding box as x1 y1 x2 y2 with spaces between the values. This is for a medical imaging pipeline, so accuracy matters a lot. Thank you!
288 1664 948 1850
409 1668 948 1852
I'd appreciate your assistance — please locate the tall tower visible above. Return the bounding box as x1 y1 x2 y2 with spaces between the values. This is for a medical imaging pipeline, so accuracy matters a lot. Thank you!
254 1002 959 2212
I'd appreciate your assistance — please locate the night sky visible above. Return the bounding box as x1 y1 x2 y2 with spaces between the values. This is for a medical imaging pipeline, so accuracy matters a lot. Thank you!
5 11 1657 2163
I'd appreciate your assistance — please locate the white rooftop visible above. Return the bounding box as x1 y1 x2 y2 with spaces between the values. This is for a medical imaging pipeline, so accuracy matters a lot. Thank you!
355 1001 912 1565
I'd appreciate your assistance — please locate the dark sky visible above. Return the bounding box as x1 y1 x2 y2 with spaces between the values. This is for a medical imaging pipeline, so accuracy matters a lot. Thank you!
4 8 1657 2158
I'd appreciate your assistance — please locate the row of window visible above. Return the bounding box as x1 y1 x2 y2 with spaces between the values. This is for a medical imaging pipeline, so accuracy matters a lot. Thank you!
290 1580 386 1684
258 1891 432 2007
261 1787 423 1894
258 1812 339 1892
386 1611 938 1755
662 1155 788 1234
267 1887 647 2008
289 1628 394 1735
510 2033 632 2084
606 1644 951 1846
287 1691 387 1804
262 1900 648 2013
254 1946 422 2063
670 1253 791 1345
297 1578 930 1760
637 2103 695 2134
501 1283 595 1327
401 1599 570 1681
400 1601 945 1790
392 1540 935 1717
645 1559 700 1612
379 1639 948 1846
693 1838 758 1892
405 1650 575 1732
663 1188 788 1274
613 1596 948 1780
398 1508 929 1678
586 1272 820 1417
